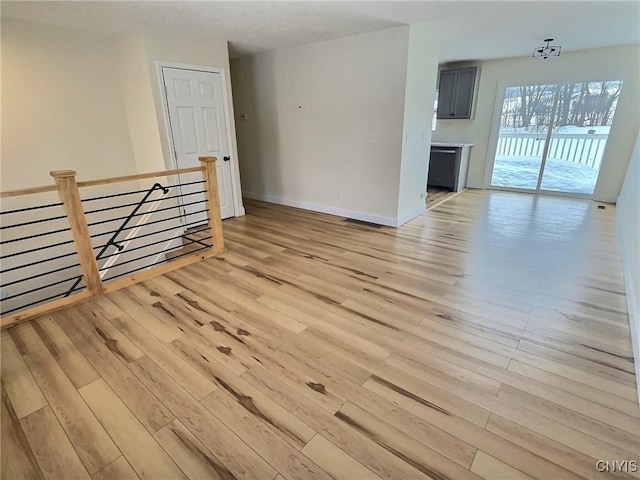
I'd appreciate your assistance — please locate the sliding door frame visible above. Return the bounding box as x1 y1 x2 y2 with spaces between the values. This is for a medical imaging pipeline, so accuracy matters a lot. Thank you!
483 72 625 199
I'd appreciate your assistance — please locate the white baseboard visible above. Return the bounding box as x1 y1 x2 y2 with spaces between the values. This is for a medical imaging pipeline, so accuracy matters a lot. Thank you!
397 204 426 226
595 193 619 204
243 191 400 227
466 182 485 189
618 213 640 403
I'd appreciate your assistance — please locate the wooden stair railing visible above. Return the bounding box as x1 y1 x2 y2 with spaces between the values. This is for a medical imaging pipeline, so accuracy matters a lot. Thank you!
0 156 225 330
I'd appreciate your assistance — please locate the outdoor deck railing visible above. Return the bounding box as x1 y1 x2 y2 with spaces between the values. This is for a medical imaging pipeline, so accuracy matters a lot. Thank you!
496 132 608 169
0 156 225 330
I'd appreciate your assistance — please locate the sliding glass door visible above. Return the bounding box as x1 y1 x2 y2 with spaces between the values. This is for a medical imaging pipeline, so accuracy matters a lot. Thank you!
490 80 622 196
491 84 557 190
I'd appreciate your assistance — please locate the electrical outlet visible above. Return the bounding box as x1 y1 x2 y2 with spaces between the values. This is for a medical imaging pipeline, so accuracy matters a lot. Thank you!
369 134 376 144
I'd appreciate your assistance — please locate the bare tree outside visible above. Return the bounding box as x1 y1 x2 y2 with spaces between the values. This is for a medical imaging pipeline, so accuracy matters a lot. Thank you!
499 81 622 132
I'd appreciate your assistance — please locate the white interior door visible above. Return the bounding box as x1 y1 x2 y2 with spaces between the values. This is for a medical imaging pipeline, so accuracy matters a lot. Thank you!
162 67 235 225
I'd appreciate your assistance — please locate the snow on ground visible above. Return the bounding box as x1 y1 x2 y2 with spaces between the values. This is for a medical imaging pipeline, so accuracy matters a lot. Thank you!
499 125 611 135
555 125 611 135
491 156 598 194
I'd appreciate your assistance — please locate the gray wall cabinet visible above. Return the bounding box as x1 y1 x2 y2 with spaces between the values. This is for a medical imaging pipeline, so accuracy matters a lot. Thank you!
436 67 477 119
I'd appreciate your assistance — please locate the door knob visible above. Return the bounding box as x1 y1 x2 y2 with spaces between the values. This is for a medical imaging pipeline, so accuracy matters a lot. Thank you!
223 156 230 161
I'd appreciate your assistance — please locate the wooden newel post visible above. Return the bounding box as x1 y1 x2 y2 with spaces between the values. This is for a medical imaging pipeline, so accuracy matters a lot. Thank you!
198 157 225 254
50 170 104 295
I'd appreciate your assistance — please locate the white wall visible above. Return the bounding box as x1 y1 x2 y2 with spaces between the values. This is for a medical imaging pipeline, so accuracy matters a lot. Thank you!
397 25 440 221
232 27 412 225
617 130 640 399
433 44 640 202
1 19 137 190
116 33 166 175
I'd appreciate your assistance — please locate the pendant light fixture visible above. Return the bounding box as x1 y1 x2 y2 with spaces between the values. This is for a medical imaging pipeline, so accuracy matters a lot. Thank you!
532 38 561 59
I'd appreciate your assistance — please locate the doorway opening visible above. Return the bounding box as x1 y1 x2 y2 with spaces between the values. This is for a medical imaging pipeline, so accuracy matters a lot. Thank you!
489 80 622 196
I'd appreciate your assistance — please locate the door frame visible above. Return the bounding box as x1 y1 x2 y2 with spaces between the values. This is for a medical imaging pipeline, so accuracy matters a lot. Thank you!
483 72 626 198
156 61 243 218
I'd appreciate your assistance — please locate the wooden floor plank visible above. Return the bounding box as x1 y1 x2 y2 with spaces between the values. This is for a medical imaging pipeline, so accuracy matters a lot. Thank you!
1 332 47 418
107 314 217 400
498 384 639 455
336 401 483 480
201 389 332 480
1 384 44 480
485 414 638 480
385 353 639 459
395 343 640 434
11 323 121 474
234 325 481 471
79 379 187 480
31 315 100 389
517 339 637 385
73 302 146 362
362 368 585 479
329 376 479 469
403 328 512 368
426 187 460 210
518 336 635 375
300 434 383 480
128 356 278 480
154 419 243 480
513 352 638 402
171 336 317 450
105 291 183 343
470 451 533 480
523 321 633 357
386 352 502 396
319 336 492 428
508 359 640 413
21 406 91 480
141 275 186 296
55 309 175 434
92 457 139 480
242 365 439 480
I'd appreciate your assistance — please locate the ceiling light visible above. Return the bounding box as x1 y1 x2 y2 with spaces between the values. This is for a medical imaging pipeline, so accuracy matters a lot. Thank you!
532 38 561 59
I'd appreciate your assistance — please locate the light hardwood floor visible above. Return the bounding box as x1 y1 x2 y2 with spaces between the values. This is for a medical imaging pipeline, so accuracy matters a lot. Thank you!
2 189 639 480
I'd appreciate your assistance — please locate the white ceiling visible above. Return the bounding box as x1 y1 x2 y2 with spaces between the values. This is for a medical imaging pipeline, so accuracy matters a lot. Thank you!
2 1 639 61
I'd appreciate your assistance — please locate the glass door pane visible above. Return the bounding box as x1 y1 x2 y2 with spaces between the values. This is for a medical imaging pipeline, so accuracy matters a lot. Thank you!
491 84 556 189
540 81 622 194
